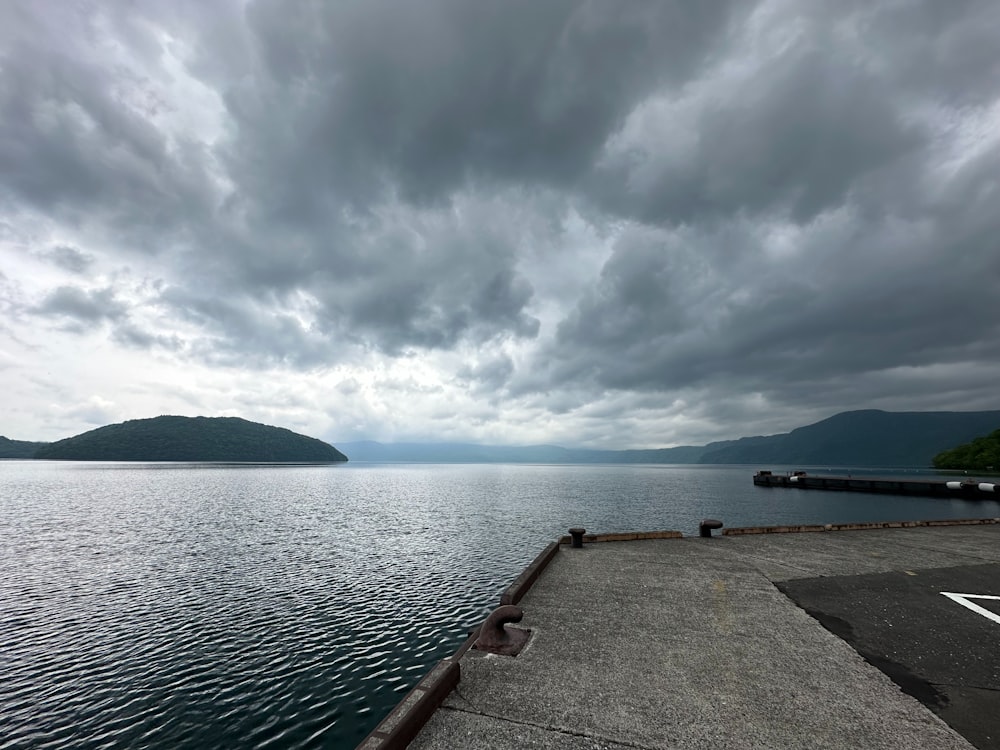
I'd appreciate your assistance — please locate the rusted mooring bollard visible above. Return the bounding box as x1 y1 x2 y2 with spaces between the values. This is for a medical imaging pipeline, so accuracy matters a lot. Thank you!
700 519 723 537
569 527 586 548
474 605 530 656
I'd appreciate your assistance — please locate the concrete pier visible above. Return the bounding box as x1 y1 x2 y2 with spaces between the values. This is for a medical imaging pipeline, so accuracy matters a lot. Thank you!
407 522 1000 749
753 470 999 499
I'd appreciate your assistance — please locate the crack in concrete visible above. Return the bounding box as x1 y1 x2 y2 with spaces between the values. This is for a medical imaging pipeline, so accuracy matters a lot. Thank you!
432 703 660 750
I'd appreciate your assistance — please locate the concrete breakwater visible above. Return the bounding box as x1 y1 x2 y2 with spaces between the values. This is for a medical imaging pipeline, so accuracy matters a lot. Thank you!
753 470 999 499
360 519 1000 749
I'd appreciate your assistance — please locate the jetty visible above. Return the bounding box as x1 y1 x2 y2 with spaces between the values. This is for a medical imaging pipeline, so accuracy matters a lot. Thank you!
754 470 999 499
361 519 1000 749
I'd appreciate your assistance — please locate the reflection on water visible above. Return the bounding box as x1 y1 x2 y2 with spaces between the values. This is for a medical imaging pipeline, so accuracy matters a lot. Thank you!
2 461 997 749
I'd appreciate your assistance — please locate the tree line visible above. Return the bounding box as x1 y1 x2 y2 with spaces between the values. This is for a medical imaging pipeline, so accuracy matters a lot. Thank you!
933 429 1000 471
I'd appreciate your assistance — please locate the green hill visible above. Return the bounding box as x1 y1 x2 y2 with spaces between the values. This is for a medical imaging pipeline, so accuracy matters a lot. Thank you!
0 436 49 459
933 429 1000 471
33 416 348 463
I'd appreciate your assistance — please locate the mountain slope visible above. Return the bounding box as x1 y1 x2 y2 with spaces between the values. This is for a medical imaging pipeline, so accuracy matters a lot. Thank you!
0 436 49 458
34 416 348 462
699 410 1000 467
335 441 706 463
338 410 1000 466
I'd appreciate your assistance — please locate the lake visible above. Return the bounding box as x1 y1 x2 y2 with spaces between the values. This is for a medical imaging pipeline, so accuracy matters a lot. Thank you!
2 460 998 749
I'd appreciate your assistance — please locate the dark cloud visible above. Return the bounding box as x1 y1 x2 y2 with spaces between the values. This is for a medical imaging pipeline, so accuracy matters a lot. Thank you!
156 285 337 368
43 245 94 274
330 263 539 354
226 0 735 210
0 2 220 253
3 0 1000 445
457 354 515 392
858 1 1000 105
592 47 925 224
111 323 183 352
537 177 1000 415
143 0 733 360
33 286 127 325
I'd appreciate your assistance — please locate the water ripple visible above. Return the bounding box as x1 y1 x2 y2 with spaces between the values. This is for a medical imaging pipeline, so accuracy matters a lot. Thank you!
2 461 998 749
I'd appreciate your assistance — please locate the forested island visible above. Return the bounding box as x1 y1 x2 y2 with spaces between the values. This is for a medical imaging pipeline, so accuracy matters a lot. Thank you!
933 429 1000 471
0 436 48 459
32 416 348 463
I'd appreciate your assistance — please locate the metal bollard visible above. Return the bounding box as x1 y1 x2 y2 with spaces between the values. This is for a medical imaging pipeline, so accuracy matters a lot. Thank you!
568 527 586 548
699 519 723 537
474 605 530 656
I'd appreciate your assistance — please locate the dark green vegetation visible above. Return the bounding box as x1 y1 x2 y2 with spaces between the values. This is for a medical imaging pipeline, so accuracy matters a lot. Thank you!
339 410 1000 467
932 429 1000 471
33 416 348 462
0 436 48 459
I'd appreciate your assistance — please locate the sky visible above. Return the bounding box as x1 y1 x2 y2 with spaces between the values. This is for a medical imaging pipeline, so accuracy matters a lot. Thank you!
2 1 1000 449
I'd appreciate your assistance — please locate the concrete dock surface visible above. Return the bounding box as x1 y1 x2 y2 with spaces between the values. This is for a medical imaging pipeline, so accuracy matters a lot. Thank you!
409 524 1000 749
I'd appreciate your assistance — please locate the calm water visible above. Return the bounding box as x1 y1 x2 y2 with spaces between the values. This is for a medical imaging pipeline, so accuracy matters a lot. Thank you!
2 461 998 749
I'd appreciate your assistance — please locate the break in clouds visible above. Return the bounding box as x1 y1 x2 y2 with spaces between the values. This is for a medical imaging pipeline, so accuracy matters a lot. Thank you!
2 0 1000 446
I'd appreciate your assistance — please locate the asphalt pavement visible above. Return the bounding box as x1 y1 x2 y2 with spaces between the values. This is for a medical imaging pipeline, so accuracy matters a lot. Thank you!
779 562 1000 749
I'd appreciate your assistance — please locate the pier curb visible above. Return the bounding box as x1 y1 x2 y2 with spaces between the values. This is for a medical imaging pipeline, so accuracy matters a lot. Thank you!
555 529 683 544
356 658 460 750
500 542 559 606
723 517 1000 535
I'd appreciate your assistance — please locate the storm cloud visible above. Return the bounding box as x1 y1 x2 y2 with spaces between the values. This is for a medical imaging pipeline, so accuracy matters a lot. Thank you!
2 0 999 446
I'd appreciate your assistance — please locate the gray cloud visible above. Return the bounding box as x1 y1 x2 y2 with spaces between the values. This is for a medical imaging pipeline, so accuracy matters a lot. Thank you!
457 353 515 393
156 285 336 368
3 0 1000 445
33 286 127 325
43 245 94 274
537 175 1000 414
592 49 925 224
224 0 735 210
111 323 183 352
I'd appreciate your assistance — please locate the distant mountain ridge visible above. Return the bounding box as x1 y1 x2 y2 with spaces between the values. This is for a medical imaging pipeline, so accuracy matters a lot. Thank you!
33 416 348 462
333 441 707 464
8 409 1000 466
339 410 1000 467
697 410 1000 466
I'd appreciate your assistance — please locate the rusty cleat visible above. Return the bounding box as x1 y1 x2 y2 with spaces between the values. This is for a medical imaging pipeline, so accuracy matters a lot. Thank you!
474 605 531 656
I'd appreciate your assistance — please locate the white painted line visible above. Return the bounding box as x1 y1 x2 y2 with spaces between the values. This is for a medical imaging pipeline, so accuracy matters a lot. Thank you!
940 592 1000 625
